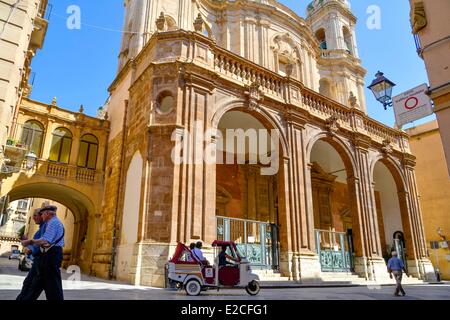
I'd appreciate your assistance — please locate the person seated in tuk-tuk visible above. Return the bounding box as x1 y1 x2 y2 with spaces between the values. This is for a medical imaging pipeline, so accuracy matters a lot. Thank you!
192 241 210 266
218 246 238 267
187 243 196 262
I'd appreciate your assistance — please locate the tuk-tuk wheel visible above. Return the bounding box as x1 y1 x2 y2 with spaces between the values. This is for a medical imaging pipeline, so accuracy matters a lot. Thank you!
245 280 260 296
185 279 202 296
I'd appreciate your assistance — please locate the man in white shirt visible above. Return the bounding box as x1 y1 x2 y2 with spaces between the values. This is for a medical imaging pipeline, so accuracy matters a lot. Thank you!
192 241 209 265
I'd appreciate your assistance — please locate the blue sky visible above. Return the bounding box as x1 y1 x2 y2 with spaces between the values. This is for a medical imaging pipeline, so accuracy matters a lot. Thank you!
29 0 434 128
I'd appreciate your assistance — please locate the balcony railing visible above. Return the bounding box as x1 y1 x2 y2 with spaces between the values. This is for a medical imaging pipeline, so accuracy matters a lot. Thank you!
414 34 423 57
0 231 20 240
38 1 52 20
32 160 103 184
208 40 406 149
320 49 355 60
186 32 407 151
4 122 104 184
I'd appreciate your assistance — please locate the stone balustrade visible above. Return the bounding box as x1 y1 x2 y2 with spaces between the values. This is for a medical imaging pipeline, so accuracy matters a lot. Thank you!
196 34 408 152
24 159 103 184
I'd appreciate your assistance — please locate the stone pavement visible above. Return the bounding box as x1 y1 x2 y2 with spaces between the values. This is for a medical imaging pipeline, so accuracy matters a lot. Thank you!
1 257 449 300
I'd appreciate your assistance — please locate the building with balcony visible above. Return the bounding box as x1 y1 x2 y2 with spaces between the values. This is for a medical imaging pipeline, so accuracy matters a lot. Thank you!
0 198 31 256
0 0 50 181
409 0 450 176
0 98 109 272
408 0 450 280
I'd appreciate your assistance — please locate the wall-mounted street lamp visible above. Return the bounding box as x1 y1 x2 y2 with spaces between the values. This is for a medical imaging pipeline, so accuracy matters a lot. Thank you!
25 151 37 170
367 71 397 110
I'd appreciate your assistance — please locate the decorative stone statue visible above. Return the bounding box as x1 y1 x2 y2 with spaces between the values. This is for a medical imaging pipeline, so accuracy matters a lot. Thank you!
155 12 166 32
348 91 359 108
194 14 204 33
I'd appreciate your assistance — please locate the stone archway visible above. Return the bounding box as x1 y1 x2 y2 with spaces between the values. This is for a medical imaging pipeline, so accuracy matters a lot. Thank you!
214 108 285 270
372 157 420 272
307 136 359 273
7 182 96 272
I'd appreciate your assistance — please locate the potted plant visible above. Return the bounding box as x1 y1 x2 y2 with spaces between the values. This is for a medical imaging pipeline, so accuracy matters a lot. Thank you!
6 138 14 146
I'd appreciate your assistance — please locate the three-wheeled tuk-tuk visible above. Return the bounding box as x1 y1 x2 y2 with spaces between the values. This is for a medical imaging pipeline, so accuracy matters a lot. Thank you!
167 240 261 296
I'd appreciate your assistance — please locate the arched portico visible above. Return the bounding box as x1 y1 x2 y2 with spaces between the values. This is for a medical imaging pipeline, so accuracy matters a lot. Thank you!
371 155 431 279
2 179 100 274
306 133 366 275
213 106 287 271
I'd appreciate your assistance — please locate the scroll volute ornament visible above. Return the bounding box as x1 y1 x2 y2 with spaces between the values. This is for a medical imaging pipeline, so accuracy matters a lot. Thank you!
411 1 427 33
325 115 340 135
381 138 393 155
246 81 264 111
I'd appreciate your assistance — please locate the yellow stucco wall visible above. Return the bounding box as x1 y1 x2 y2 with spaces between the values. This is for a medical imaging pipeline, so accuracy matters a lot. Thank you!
407 120 450 279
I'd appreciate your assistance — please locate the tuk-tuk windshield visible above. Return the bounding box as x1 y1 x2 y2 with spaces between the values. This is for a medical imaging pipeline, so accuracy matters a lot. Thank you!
234 245 246 259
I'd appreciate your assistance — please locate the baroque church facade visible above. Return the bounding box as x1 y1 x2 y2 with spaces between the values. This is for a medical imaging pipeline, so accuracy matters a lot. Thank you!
0 0 436 288
98 0 435 286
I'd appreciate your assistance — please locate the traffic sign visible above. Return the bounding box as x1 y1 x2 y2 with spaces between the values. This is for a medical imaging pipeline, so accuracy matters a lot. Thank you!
393 83 433 127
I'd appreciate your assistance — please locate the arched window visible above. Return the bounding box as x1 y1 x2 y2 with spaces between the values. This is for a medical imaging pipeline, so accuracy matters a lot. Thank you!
20 120 44 156
77 134 99 169
343 27 353 54
49 128 72 164
315 29 327 50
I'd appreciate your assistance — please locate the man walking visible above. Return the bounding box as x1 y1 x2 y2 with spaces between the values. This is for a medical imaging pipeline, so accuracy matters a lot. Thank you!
20 205 65 300
387 251 409 296
16 209 47 300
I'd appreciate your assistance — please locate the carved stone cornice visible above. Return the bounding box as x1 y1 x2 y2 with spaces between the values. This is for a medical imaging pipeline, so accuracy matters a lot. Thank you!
352 134 371 150
401 153 417 168
410 1 427 34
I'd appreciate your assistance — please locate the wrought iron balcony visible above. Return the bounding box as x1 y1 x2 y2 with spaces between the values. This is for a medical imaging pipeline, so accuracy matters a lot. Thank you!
30 2 52 50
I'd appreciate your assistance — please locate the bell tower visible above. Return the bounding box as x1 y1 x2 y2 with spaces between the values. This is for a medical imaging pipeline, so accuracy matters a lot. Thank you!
306 0 367 113
117 0 197 72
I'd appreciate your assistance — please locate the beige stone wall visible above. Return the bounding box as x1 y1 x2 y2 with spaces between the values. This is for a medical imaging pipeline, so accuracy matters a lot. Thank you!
410 0 450 175
0 0 48 146
407 121 450 279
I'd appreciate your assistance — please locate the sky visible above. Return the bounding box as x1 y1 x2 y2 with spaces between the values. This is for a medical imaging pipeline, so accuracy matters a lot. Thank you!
29 0 435 128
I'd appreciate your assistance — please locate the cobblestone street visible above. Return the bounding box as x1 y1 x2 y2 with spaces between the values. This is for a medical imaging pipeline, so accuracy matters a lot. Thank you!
1 257 449 300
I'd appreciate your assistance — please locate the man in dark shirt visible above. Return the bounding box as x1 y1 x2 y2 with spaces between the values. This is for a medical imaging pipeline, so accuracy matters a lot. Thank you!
387 251 409 296
16 209 46 300
218 246 237 267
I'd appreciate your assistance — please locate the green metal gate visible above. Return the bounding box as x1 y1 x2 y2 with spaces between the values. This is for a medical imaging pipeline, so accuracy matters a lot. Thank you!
315 229 354 272
217 216 279 270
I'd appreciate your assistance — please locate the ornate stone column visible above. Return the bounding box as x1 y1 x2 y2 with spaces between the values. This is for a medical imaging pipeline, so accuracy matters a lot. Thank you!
283 118 321 281
401 155 436 280
278 157 296 280
41 119 54 159
351 137 386 281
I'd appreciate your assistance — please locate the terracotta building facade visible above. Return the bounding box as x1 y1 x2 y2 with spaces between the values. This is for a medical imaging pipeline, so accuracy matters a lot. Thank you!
93 0 435 286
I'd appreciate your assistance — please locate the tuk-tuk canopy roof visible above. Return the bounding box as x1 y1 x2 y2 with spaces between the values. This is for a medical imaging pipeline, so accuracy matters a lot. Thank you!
211 240 236 247
169 242 200 263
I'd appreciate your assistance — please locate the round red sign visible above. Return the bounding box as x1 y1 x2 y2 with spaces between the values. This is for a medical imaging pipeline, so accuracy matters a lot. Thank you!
404 97 419 110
